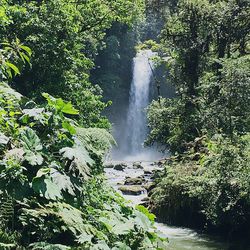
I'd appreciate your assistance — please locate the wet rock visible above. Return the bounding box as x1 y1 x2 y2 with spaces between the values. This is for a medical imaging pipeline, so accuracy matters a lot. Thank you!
141 197 149 202
118 185 144 195
139 197 150 207
143 168 153 175
152 167 163 174
157 160 165 167
144 182 156 193
124 176 144 185
113 163 126 171
133 162 143 169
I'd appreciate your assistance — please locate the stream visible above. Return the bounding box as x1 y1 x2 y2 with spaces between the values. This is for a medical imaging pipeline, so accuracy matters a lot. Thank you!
107 50 249 249
104 161 246 250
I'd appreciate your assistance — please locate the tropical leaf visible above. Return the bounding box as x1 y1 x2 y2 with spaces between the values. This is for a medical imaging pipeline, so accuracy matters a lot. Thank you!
0 82 22 100
20 45 32 56
91 241 110 250
60 139 93 178
76 231 93 244
29 242 70 250
99 212 134 236
76 128 116 159
0 132 9 145
50 164 76 196
32 168 62 200
134 210 152 231
21 108 50 125
20 128 43 166
112 242 131 250
62 121 76 135
135 205 156 222
5 62 20 75
42 93 79 115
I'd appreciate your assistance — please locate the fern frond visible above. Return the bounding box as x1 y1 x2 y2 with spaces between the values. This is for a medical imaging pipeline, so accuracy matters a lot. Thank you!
0 195 14 229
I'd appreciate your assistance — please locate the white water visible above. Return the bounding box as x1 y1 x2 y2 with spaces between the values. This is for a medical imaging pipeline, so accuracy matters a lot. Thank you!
121 50 160 160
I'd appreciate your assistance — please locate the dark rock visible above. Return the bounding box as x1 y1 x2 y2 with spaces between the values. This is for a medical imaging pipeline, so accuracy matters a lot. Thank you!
143 168 153 175
144 182 156 193
152 168 163 174
124 176 144 185
113 163 126 171
118 185 144 195
133 162 143 169
141 197 150 202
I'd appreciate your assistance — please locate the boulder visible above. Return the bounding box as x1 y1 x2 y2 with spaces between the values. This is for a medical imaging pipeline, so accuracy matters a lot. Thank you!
118 185 144 195
133 162 143 169
141 197 150 202
144 182 156 193
139 197 150 207
113 163 126 171
143 168 153 175
124 176 144 185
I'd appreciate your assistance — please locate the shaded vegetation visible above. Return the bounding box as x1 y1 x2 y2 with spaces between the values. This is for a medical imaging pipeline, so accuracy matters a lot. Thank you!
145 0 250 236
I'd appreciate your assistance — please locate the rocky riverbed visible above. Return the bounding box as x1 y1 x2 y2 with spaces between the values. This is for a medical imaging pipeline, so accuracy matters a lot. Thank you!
104 160 160 205
104 160 236 250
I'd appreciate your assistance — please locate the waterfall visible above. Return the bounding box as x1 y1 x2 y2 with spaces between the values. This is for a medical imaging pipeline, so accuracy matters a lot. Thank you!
123 50 155 157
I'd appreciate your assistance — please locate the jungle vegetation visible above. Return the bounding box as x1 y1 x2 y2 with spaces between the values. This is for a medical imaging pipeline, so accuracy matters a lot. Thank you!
0 0 250 248
146 0 250 237
0 0 168 249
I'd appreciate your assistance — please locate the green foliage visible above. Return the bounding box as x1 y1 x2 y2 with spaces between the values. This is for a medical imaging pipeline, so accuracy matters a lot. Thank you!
147 0 250 152
0 0 145 129
0 81 165 248
150 135 250 232
146 0 250 235
29 242 70 250
0 1 167 247
20 128 43 166
0 39 31 80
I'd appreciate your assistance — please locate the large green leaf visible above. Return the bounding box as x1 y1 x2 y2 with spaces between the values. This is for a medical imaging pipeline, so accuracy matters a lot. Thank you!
32 169 62 200
0 132 9 145
32 166 76 200
20 128 43 166
91 241 110 250
42 93 79 115
135 205 156 222
112 242 131 250
0 82 22 100
60 139 93 178
29 242 70 250
22 108 48 125
76 128 116 159
50 166 75 196
134 210 152 231
62 121 76 135
99 212 134 236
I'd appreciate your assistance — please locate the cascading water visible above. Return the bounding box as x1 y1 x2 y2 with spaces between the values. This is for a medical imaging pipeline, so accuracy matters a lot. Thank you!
122 50 155 158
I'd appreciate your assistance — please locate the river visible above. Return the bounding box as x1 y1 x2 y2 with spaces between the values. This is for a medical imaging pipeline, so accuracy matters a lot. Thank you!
105 161 248 250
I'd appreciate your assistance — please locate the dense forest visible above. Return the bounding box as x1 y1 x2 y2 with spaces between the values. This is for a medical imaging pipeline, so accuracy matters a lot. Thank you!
146 0 250 237
0 0 249 249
